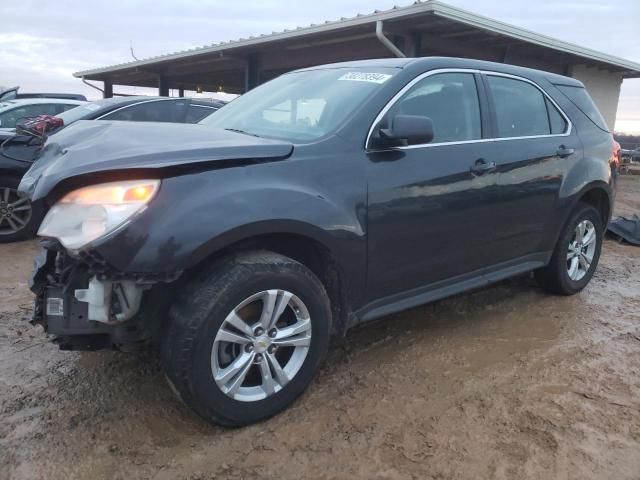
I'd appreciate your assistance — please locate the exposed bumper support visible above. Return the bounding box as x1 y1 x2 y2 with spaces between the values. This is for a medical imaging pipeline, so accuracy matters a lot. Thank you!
375 20 406 58
75 277 144 324
30 245 178 351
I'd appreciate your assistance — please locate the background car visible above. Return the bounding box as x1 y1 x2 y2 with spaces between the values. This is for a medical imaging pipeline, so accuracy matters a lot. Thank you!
0 98 86 134
0 96 226 242
0 86 87 102
56 95 225 125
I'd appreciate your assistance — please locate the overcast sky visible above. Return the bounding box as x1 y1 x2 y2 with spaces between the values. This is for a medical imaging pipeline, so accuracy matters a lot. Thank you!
2 0 639 133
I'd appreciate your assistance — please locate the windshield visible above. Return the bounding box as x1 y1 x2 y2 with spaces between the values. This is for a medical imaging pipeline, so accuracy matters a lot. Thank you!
0 87 18 101
201 67 399 142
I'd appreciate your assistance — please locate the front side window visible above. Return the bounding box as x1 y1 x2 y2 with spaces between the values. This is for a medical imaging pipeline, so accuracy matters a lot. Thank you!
487 76 567 138
387 72 482 143
101 100 186 123
201 67 399 142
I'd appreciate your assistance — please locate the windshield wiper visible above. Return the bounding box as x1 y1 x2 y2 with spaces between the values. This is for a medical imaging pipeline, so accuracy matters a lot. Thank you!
224 128 260 137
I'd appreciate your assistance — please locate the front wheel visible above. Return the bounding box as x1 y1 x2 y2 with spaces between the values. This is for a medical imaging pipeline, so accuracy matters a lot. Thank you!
535 203 603 295
161 251 331 426
0 176 42 243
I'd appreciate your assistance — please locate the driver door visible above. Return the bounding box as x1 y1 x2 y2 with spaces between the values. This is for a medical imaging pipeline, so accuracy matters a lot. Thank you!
365 71 501 303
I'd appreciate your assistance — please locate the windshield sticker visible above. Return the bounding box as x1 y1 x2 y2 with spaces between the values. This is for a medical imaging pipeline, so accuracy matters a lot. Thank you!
84 104 101 111
338 72 392 84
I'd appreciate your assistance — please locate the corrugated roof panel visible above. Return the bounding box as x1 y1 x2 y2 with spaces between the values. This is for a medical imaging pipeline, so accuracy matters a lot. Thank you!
73 0 640 78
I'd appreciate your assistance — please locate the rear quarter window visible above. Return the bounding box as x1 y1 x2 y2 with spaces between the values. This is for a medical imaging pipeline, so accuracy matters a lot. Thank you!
556 85 609 132
185 104 217 123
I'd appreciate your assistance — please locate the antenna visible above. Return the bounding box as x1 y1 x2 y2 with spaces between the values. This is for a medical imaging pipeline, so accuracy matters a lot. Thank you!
130 41 139 61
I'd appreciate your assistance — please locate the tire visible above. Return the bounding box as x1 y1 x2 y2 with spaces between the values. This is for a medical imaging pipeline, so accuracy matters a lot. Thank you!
0 175 43 243
161 250 332 427
535 203 603 295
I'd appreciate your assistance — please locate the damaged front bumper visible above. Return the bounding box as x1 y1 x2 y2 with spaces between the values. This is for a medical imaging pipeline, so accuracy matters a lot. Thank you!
30 241 180 351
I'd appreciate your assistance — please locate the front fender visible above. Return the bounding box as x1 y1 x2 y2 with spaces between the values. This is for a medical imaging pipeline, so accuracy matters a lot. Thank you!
91 163 367 289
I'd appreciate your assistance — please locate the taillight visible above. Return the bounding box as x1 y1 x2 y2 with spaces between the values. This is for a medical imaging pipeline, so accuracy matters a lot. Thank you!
612 140 621 169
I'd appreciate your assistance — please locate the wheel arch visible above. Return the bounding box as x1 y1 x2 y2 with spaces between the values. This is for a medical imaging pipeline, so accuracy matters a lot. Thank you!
546 180 612 258
567 181 613 231
184 224 354 336
576 184 611 226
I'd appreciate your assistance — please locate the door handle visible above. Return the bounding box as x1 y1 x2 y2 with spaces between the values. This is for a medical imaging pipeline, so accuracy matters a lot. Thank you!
556 145 575 158
470 158 496 175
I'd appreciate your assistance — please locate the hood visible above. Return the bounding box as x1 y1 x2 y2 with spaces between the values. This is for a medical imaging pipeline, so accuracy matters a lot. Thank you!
21 120 293 201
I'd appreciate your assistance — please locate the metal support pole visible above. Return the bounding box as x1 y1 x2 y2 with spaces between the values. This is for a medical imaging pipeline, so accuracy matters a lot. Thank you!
178 88 185 97
406 33 422 57
103 80 113 99
244 53 262 92
501 45 511 63
158 75 169 97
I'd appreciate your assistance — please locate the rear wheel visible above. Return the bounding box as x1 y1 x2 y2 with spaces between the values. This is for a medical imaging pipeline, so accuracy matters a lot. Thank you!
161 251 331 426
535 203 603 295
0 176 41 243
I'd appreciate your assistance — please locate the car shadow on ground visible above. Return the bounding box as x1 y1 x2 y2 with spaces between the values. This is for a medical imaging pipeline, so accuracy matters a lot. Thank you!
34 272 542 432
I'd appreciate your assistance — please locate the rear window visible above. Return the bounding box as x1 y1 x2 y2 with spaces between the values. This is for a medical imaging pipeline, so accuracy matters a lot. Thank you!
487 76 567 138
556 85 609 132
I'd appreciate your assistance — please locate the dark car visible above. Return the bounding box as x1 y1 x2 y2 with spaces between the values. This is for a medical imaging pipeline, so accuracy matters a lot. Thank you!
22 57 617 427
0 96 225 242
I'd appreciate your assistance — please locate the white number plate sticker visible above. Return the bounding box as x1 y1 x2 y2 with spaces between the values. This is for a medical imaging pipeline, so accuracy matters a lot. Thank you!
338 72 392 84
46 298 64 316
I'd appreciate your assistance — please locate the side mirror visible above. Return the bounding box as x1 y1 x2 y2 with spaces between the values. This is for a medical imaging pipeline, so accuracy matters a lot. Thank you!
378 114 434 147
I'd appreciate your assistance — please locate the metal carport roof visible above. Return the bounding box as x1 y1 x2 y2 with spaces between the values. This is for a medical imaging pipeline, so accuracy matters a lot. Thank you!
73 0 640 95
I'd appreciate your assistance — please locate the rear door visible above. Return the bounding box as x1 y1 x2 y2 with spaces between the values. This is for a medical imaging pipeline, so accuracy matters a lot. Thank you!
483 73 581 264
365 70 502 303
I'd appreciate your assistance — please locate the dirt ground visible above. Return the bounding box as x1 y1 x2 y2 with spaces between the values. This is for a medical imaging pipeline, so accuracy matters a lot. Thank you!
1 176 639 480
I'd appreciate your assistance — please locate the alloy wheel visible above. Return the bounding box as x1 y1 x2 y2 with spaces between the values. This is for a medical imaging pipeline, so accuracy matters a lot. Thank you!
0 187 32 236
211 289 312 402
567 219 596 281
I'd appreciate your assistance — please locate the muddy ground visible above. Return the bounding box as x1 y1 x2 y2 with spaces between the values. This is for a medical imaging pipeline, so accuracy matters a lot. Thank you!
1 176 640 480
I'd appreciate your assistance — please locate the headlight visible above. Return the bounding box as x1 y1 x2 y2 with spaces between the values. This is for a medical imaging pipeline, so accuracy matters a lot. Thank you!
38 179 160 250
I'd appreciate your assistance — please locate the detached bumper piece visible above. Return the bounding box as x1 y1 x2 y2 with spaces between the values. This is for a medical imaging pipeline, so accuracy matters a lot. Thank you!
607 215 640 246
30 243 179 351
